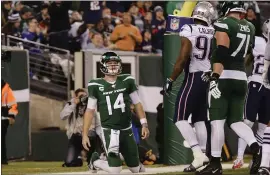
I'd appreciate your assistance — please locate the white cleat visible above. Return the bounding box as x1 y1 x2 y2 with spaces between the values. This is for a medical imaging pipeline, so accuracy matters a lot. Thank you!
184 154 209 172
232 158 244 169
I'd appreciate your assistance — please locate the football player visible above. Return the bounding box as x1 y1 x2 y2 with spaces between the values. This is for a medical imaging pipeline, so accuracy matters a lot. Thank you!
258 18 270 175
233 19 270 170
196 2 261 175
163 2 216 172
82 52 149 174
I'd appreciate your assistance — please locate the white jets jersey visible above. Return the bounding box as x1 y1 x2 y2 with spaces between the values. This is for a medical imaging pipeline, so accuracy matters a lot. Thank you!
249 36 267 83
179 24 214 73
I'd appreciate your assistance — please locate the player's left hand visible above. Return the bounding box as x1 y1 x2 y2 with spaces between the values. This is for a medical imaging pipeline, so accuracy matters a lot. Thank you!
141 126 150 140
163 78 174 96
201 70 212 82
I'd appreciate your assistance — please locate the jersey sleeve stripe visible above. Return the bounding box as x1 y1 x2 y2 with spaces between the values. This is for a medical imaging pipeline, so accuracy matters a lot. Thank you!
88 82 104 86
214 22 228 30
123 76 135 81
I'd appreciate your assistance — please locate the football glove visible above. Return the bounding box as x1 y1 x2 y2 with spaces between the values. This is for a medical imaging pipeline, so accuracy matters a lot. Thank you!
209 73 221 99
201 70 212 82
163 78 174 96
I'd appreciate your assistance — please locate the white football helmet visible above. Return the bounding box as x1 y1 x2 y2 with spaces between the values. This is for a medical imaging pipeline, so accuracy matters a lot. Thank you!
192 2 217 25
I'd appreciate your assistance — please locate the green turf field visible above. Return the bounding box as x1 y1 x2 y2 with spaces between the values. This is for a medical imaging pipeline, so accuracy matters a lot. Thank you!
2 160 250 175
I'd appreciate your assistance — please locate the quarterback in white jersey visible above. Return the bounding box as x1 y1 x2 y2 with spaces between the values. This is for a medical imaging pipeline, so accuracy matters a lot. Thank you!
163 2 216 172
258 19 270 175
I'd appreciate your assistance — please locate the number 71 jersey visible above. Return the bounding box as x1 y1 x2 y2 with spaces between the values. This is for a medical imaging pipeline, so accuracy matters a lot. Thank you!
88 74 137 130
212 17 255 73
179 24 215 73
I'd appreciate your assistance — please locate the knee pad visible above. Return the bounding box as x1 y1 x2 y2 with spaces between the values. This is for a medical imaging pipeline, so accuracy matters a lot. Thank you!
243 119 254 128
129 166 140 173
109 166 122 173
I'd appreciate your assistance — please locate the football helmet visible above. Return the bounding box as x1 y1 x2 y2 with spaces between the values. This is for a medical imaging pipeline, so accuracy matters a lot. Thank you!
100 52 122 76
262 18 270 40
219 1 246 17
192 2 217 25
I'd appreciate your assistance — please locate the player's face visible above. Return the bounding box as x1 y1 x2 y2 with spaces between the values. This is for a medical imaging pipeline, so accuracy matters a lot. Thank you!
106 61 121 75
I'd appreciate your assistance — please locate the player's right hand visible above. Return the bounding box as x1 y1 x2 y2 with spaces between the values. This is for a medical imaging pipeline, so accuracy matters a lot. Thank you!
163 78 174 96
209 80 221 99
82 135 91 151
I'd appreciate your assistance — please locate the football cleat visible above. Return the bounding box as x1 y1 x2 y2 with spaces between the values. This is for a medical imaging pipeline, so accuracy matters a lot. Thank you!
232 158 244 169
195 162 222 175
184 154 209 172
250 147 262 174
88 152 100 173
257 167 270 175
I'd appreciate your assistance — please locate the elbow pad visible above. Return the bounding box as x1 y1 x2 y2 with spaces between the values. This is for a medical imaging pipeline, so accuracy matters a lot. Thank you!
213 45 230 65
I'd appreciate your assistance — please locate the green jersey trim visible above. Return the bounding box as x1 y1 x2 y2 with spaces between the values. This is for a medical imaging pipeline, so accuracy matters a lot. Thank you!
123 76 135 81
88 82 104 87
214 22 228 30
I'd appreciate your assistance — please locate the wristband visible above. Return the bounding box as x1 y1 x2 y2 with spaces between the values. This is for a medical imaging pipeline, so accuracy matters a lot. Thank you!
140 118 147 125
211 72 220 81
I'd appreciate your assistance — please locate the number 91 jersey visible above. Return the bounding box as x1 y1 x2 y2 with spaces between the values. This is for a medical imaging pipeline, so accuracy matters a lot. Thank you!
88 74 137 130
179 24 215 73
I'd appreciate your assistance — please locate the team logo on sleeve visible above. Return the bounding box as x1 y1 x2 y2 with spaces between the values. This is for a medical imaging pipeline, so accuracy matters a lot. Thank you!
170 18 180 30
99 87 104 92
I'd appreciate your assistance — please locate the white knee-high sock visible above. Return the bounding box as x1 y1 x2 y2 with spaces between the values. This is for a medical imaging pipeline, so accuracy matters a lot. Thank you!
237 119 255 159
211 120 225 157
93 159 122 173
194 121 207 153
260 127 270 168
175 120 203 155
230 122 257 146
256 123 267 146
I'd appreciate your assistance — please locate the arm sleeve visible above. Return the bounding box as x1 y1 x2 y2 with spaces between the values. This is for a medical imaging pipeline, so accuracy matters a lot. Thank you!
213 20 230 34
60 100 76 120
88 81 98 99
127 76 138 94
87 97 97 110
129 91 141 105
179 24 192 39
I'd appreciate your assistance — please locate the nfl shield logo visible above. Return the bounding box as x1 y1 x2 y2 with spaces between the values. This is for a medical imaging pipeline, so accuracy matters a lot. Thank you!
170 18 180 30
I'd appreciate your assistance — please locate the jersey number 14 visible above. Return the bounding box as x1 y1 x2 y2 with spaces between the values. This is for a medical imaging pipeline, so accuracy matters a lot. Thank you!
106 93 125 115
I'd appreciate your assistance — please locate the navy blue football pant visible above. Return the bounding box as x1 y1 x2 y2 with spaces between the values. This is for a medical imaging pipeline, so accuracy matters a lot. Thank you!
173 71 208 124
244 81 270 125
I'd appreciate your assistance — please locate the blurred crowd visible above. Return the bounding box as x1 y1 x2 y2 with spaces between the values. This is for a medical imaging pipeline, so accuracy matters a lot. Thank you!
1 1 169 54
1 1 267 54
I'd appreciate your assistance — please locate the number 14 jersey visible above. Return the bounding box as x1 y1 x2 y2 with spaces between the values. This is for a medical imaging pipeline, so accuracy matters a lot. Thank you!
179 24 215 73
88 74 137 130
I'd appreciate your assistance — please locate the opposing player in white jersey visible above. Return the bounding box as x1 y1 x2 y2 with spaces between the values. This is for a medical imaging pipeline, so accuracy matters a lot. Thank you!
233 19 270 170
258 18 270 175
163 2 216 172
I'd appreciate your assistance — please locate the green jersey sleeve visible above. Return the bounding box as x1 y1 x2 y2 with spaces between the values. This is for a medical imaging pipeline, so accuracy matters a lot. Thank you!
128 76 138 94
88 80 99 99
213 18 230 34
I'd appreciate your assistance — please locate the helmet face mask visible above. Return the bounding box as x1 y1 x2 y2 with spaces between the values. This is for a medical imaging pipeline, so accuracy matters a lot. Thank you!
100 52 122 76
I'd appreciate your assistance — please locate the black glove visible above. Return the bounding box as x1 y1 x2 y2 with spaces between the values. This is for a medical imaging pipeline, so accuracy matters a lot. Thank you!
163 78 174 96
